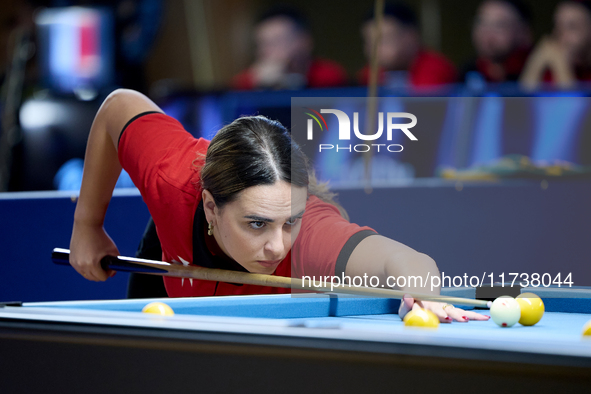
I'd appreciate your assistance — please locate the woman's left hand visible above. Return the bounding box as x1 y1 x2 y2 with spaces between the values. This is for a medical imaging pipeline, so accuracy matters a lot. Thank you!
398 295 490 323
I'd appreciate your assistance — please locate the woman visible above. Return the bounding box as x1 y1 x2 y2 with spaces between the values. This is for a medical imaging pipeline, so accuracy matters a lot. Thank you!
520 0 591 89
70 89 488 323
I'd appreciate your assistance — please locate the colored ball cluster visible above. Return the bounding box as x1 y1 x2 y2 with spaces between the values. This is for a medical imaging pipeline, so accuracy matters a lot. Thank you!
403 308 440 328
142 302 175 316
490 293 544 328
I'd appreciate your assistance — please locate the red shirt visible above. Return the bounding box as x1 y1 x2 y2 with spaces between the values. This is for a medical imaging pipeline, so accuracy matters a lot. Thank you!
473 47 530 82
357 49 457 88
543 66 591 84
118 112 376 297
232 58 347 90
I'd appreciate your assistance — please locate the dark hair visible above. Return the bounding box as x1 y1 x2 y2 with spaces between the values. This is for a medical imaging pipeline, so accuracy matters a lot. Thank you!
200 116 348 219
365 2 419 28
485 0 532 23
561 0 591 15
256 5 310 32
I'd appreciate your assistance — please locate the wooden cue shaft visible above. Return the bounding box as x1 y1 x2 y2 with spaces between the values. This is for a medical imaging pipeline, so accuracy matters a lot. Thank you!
172 266 488 307
52 249 490 308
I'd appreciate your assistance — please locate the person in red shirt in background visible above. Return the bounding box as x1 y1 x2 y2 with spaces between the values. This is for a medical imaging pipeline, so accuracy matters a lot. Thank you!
357 3 456 89
462 0 532 84
521 1 591 89
232 6 346 90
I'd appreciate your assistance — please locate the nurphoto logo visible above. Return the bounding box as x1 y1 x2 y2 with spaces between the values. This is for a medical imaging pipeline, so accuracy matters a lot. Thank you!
304 108 418 153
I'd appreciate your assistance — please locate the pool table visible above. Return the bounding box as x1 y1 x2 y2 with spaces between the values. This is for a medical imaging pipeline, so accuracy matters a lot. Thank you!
0 293 590 393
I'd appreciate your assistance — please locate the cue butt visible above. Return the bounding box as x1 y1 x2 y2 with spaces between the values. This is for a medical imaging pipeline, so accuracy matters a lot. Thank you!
52 248 169 274
51 248 490 308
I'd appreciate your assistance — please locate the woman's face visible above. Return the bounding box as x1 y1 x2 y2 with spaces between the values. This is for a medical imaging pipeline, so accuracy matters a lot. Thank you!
554 3 591 62
255 17 310 65
203 181 308 274
362 17 418 70
472 1 528 62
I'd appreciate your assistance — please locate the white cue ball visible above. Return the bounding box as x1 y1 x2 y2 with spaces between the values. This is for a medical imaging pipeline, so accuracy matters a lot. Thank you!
490 296 521 328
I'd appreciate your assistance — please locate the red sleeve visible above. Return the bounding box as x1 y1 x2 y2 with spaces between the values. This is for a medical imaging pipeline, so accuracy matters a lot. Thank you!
543 69 554 83
356 65 387 86
291 196 376 278
232 69 255 90
410 50 457 87
118 112 208 197
118 112 209 268
307 58 348 88
357 65 370 85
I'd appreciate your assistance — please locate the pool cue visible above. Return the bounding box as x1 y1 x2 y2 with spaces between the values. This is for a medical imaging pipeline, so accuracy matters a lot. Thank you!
363 0 385 194
52 248 491 308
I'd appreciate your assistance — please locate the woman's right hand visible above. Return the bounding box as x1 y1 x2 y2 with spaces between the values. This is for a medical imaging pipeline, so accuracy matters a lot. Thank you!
69 221 119 282
67 90 162 281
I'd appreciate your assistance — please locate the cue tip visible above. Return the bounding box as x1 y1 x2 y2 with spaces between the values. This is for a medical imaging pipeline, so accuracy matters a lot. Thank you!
486 301 492 309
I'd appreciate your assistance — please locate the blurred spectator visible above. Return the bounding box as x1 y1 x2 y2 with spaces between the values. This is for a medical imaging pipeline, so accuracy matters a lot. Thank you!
357 2 456 89
462 0 532 84
521 1 591 89
232 6 347 90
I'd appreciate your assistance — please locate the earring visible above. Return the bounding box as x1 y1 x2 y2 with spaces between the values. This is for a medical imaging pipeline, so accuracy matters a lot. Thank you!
207 222 214 236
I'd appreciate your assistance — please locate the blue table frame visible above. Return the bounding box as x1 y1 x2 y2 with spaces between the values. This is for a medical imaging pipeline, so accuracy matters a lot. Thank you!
1 293 590 393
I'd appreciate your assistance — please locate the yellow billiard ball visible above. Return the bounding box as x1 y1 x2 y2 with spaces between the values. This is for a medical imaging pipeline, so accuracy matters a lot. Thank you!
403 308 440 328
516 293 544 326
582 320 591 336
142 302 174 316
